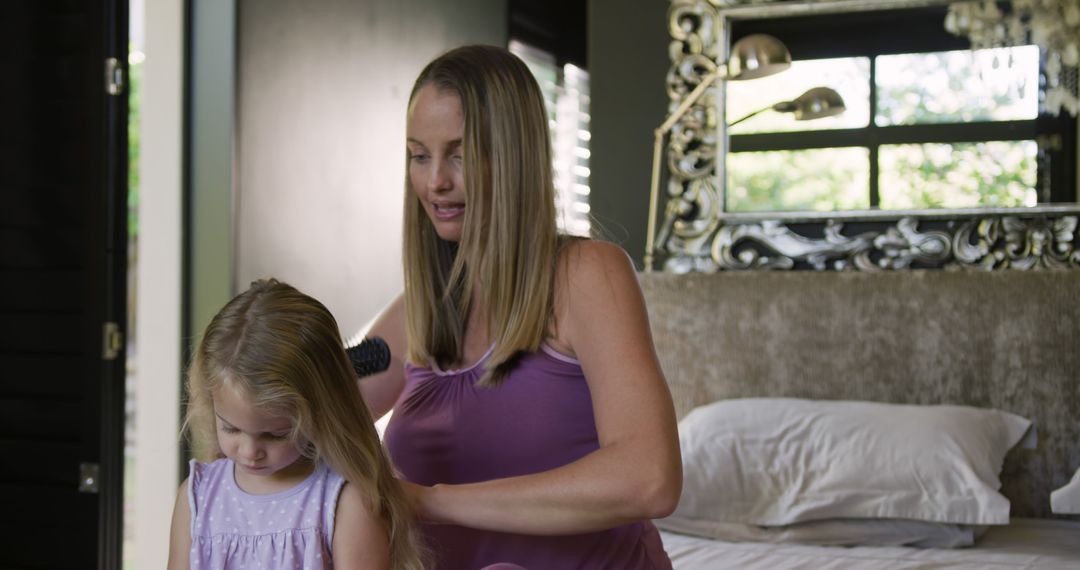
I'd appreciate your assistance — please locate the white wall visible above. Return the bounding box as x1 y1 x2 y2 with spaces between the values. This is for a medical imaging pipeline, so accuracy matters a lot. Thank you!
588 0 670 268
236 0 506 337
189 0 237 341
134 0 184 566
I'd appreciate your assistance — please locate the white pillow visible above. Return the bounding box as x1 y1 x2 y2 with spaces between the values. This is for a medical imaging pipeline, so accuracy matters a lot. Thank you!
1051 466 1080 514
669 398 1034 527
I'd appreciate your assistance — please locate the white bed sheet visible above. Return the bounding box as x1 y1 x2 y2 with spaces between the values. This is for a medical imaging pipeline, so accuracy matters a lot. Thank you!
661 518 1080 570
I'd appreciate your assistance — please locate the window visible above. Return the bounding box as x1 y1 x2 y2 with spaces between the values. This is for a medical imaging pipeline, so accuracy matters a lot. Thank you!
510 40 592 236
725 6 1076 213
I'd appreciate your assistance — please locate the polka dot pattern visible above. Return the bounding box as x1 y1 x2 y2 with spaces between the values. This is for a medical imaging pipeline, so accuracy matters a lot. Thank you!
187 459 344 569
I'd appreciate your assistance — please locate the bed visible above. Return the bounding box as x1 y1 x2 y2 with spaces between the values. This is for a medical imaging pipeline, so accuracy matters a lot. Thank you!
638 270 1080 569
661 519 1080 569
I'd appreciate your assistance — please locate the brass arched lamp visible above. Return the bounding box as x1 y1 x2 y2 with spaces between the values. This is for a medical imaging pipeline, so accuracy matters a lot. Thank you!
645 34 792 270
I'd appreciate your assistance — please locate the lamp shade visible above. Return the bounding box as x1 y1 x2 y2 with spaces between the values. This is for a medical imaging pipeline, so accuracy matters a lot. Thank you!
729 86 846 127
727 34 792 80
779 86 846 121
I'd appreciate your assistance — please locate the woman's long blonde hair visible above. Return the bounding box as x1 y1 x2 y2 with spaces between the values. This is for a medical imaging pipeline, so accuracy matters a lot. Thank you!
184 279 426 570
403 44 571 386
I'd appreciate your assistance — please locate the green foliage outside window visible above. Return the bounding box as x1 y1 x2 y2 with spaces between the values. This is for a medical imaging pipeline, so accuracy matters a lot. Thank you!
727 46 1040 212
128 56 141 239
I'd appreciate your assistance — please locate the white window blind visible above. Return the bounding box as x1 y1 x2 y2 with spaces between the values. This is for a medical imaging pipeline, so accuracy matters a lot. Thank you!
510 40 592 236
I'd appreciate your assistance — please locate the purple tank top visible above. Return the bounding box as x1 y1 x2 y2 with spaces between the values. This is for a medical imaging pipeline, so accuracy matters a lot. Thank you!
187 458 345 569
384 344 673 570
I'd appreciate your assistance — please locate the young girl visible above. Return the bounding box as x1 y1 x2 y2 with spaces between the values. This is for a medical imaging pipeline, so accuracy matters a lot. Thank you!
167 279 425 570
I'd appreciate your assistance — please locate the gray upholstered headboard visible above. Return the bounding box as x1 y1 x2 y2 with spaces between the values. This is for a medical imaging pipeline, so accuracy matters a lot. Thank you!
639 270 1080 519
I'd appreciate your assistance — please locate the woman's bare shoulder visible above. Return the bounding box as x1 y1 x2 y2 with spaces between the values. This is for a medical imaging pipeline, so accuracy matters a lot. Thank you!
550 239 640 350
557 239 637 292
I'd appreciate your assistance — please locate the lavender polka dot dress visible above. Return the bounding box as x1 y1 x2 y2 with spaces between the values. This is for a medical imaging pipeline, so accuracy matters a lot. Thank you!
187 458 345 569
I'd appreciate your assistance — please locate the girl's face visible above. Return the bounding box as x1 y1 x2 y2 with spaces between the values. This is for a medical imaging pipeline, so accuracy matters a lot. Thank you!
407 84 467 242
213 385 305 480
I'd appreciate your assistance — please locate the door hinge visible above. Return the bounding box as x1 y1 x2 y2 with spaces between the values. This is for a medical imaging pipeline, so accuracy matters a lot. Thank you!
103 322 123 360
79 462 100 493
105 57 125 96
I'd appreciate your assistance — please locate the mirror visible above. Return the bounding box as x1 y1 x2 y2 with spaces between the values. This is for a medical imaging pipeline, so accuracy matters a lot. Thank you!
652 0 1079 272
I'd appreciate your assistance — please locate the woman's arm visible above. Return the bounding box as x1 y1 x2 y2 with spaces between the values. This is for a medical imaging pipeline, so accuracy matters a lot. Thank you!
332 483 391 569
357 293 408 420
409 240 682 535
167 478 191 570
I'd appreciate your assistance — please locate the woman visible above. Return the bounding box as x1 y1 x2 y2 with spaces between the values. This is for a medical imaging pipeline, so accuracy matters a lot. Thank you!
361 44 681 569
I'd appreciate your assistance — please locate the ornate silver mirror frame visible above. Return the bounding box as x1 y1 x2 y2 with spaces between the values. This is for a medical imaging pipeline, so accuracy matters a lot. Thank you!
652 0 1080 272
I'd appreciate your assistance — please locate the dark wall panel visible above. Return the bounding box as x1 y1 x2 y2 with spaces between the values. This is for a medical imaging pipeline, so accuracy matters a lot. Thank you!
0 0 125 567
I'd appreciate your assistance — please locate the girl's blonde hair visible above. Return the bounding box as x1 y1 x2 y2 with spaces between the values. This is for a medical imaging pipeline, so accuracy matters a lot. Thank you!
184 279 426 570
403 44 572 386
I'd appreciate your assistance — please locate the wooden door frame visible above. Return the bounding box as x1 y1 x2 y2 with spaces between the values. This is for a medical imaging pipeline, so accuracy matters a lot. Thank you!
99 0 129 567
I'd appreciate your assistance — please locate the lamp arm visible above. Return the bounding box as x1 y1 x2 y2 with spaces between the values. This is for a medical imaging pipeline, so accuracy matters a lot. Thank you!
644 127 666 271
645 70 725 271
728 105 772 127
656 70 725 135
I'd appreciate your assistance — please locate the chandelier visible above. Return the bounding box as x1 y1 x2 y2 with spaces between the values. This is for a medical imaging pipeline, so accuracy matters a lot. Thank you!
946 0 1080 117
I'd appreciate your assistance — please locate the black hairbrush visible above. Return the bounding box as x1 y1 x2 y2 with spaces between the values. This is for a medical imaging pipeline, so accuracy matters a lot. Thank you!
345 336 391 378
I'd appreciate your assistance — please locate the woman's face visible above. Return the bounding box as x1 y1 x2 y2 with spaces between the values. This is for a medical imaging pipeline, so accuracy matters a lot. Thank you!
407 84 467 242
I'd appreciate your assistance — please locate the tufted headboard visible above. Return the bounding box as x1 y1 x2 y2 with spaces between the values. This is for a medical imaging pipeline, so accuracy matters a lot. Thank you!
639 270 1080 519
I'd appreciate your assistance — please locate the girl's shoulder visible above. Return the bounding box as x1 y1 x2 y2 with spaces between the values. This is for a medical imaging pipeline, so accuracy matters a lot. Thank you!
186 458 231 507
191 456 231 470
189 457 230 485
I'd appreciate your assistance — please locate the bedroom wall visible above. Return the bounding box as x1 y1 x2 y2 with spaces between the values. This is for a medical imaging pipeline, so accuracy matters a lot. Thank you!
235 0 506 338
588 0 670 269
